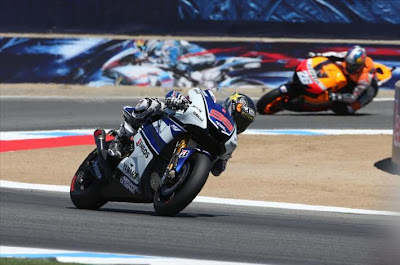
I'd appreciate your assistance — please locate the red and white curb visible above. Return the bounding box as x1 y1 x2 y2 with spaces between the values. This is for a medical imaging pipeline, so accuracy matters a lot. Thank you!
0 129 393 152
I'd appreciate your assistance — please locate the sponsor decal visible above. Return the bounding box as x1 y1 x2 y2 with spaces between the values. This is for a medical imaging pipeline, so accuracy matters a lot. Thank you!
120 175 140 194
179 149 190 158
136 138 150 158
192 111 204 122
192 105 203 112
229 140 237 149
171 124 182 132
241 106 256 121
92 160 102 179
210 109 233 131
121 159 140 184
306 59 326 90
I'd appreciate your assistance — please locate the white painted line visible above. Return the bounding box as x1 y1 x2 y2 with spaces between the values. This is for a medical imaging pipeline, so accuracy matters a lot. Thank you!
243 129 392 136
0 129 393 141
374 97 394 101
0 129 96 140
194 197 400 217
0 180 69 192
1 180 399 216
0 246 264 265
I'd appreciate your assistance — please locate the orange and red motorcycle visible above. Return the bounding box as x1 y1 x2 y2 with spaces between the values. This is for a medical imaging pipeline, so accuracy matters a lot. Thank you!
256 56 393 115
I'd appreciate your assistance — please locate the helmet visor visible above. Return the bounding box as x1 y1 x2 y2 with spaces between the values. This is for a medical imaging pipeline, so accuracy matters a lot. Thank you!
235 114 252 134
346 63 363 73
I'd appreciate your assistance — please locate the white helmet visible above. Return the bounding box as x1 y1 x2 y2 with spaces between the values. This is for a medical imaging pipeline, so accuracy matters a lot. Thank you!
345 45 367 73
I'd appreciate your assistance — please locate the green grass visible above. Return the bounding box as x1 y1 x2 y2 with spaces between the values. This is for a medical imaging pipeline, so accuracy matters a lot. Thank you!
0 258 85 265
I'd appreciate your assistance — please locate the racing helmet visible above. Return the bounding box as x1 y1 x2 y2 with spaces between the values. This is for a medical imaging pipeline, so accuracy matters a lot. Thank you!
135 39 146 51
345 45 367 73
223 93 256 134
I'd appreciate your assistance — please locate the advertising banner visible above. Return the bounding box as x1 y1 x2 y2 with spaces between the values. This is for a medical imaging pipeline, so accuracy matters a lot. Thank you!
1 37 399 90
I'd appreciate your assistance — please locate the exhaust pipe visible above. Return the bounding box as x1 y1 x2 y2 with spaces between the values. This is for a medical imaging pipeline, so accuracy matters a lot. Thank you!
94 128 108 162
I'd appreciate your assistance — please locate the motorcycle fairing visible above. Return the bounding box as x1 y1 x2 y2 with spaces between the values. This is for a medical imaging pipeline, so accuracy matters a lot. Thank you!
374 62 393 86
175 148 211 173
201 89 235 136
141 117 186 155
296 57 347 95
117 118 186 195
117 132 155 186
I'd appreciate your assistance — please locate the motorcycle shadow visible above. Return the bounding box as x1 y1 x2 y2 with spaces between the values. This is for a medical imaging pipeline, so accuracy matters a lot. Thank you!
100 207 219 218
67 206 219 218
374 157 400 176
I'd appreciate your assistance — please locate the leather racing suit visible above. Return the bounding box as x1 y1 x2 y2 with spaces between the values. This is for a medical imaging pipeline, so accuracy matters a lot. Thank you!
308 51 378 113
108 90 228 176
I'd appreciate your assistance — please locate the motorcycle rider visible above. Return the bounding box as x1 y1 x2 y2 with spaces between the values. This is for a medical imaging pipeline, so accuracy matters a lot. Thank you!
107 90 256 176
308 45 377 113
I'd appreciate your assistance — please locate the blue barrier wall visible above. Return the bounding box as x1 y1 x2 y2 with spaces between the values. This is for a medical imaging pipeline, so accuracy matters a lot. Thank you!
0 0 177 34
1 0 399 39
179 0 400 24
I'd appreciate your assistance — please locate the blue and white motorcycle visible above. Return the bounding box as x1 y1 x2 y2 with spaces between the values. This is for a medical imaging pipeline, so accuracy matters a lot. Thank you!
70 88 237 216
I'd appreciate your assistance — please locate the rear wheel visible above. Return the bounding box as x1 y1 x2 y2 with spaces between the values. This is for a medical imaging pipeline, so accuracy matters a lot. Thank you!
153 153 211 216
256 88 286 114
70 150 107 210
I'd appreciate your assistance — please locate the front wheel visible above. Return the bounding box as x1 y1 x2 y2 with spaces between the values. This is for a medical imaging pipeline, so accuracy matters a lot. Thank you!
256 88 286 114
153 153 211 216
331 102 354 115
70 150 108 210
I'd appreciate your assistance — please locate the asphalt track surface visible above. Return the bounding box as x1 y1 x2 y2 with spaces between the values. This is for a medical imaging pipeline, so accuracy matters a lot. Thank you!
0 97 394 131
1 97 399 265
1 188 399 265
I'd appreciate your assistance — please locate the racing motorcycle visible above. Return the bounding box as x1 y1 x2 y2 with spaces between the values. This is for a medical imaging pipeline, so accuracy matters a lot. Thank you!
101 46 263 89
256 56 393 115
70 88 237 216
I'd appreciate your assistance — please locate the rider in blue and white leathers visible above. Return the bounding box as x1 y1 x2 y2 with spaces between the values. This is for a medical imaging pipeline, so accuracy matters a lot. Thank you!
108 90 256 176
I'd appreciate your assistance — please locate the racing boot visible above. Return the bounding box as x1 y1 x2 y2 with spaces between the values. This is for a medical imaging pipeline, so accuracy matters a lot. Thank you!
108 138 123 159
107 121 136 160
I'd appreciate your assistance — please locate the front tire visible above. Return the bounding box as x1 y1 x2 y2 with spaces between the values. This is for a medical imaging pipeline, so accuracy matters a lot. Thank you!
331 102 353 115
70 150 107 210
256 88 285 114
153 153 211 216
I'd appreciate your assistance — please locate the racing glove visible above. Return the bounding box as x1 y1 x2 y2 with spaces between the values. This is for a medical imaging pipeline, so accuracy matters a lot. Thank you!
165 93 191 110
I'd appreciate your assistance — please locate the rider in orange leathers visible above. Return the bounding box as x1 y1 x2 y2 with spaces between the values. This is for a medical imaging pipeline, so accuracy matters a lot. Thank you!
308 45 377 113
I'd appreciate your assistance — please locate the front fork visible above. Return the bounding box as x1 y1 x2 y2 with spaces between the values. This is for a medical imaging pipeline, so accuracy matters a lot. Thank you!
161 135 189 185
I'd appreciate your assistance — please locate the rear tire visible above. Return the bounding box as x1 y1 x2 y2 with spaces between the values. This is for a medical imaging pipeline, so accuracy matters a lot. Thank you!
153 153 211 216
256 88 285 114
70 150 108 210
